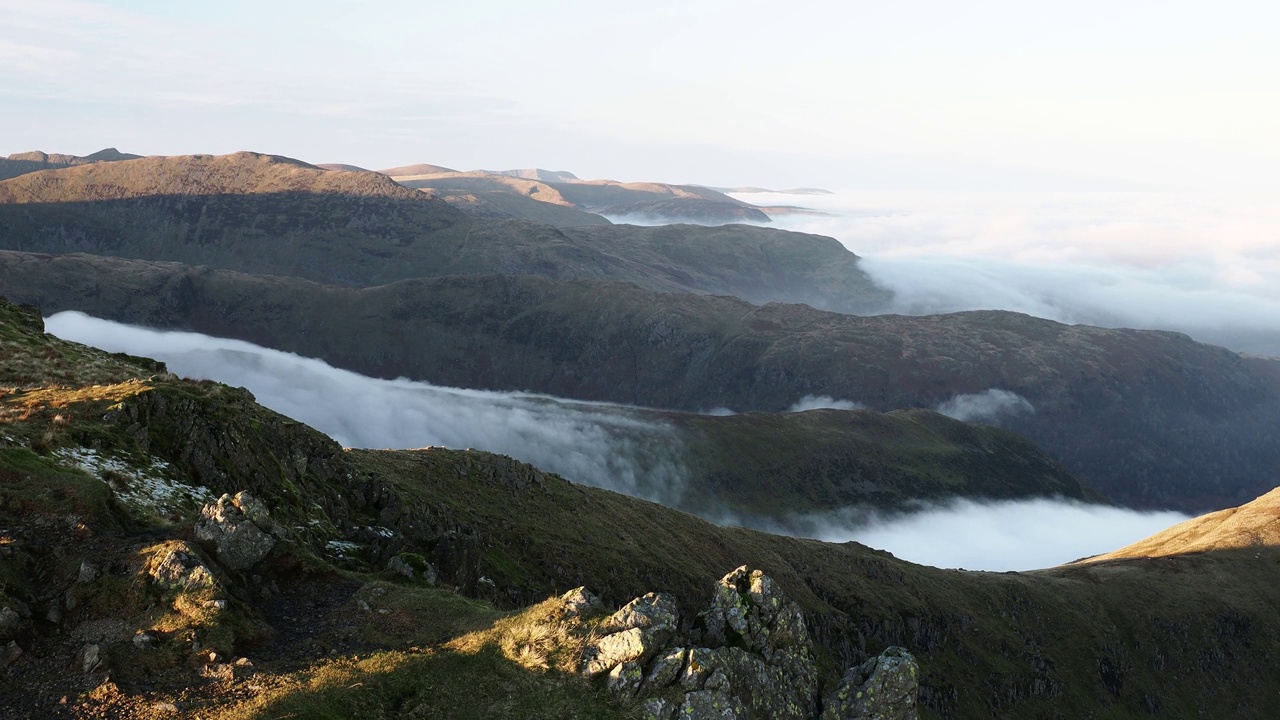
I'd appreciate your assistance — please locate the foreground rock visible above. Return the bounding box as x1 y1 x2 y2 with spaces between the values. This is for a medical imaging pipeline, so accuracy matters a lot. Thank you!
579 566 916 720
194 492 278 570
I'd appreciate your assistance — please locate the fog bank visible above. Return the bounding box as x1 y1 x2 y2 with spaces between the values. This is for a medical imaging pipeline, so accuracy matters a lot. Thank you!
45 312 691 506
739 190 1280 355
755 498 1189 571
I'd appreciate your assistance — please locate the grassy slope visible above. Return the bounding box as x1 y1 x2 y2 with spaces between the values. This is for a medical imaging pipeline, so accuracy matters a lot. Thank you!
4 298 1280 718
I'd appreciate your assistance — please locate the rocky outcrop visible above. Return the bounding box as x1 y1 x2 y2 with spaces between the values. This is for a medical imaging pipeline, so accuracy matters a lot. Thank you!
194 492 278 570
822 646 920 720
149 542 219 592
579 566 913 720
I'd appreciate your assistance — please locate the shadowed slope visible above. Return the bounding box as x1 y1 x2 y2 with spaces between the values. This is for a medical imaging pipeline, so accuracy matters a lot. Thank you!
0 154 888 312
1 252 1273 512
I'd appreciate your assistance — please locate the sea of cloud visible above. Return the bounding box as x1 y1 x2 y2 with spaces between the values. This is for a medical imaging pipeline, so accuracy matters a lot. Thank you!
46 313 1192 571
737 189 1280 355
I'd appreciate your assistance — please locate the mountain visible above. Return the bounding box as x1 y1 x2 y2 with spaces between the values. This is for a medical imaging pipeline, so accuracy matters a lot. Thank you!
485 168 580 183
1 253 1273 513
0 147 141 181
395 170 773 224
1085 486 1280 561
315 162 369 172
378 162 458 175
418 187 613 227
0 152 888 313
2 296 1279 718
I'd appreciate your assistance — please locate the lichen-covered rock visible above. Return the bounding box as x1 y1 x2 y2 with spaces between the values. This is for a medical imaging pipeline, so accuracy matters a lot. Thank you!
645 647 688 691
149 543 219 592
641 696 679 720
605 592 679 634
821 646 920 720
585 567 818 720
608 660 645 696
583 593 678 676
560 586 604 618
679 689 746 719
194 492 276 570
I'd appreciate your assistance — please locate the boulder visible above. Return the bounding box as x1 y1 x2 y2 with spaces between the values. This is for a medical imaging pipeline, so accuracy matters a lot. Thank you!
560 586 604 618
149 543 219 592
582 593 678 676
0 605 21 641
584 567 819 720
821 646 920 720
194 492 277 570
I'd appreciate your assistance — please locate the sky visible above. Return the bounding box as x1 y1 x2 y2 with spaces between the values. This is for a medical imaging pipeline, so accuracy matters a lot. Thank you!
3 1 1280 190
45 312 1190 571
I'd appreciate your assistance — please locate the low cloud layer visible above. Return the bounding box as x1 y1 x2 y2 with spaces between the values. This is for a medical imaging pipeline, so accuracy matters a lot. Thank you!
47 313 1195 572
936 389 1033 423
45 312 691 505
787 394 865 412
764 498 1190 571
739 190 1280 355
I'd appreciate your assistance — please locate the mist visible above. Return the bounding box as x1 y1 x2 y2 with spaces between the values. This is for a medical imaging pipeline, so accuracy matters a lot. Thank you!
46 313 1193 572
936 389 1033 423
773 498 1189 572
45 312 692 506
738 190 1280 355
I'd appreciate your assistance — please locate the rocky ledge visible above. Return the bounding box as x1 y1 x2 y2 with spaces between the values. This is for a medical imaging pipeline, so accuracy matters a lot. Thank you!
573 566 919 720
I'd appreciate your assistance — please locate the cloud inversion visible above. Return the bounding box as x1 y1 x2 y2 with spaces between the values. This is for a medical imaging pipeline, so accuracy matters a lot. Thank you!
46 313 1194 572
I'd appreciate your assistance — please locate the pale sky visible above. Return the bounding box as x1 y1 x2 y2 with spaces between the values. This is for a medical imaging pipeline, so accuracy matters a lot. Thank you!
3 0 1279 189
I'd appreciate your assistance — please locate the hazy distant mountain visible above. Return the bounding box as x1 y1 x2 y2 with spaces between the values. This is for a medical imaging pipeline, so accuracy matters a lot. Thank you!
316 162 369 172
485 168 580 183
699 185 834 195
396 170 772 224
378 162 457 175
0 146 141 181
419 187 613 227
5 251 1277 513
0 151 888 312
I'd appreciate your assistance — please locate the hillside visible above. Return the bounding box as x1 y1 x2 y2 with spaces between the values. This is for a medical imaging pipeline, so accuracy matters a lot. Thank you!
394 170 772 224
419 187 613 227
2 296 1280 719
0 153 888 314
1 253 1274 513
1084 486 1280 561
0 148 141 181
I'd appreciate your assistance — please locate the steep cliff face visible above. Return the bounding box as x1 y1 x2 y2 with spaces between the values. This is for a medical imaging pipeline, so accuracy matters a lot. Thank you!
7 254 1277 512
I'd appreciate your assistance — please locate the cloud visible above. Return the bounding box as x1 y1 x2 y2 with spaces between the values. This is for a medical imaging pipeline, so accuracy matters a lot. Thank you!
935 389 1033 423
787 395 865 412
751 498 1190 572
44 312 691 506
740 189 1280 355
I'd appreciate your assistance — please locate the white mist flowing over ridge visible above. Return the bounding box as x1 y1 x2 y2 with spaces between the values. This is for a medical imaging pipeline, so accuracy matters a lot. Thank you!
936 389 1034 423
787 395 865 412
736 189 1280 355
791 498 1191 572
45 313 1194 572
44 312 691 506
